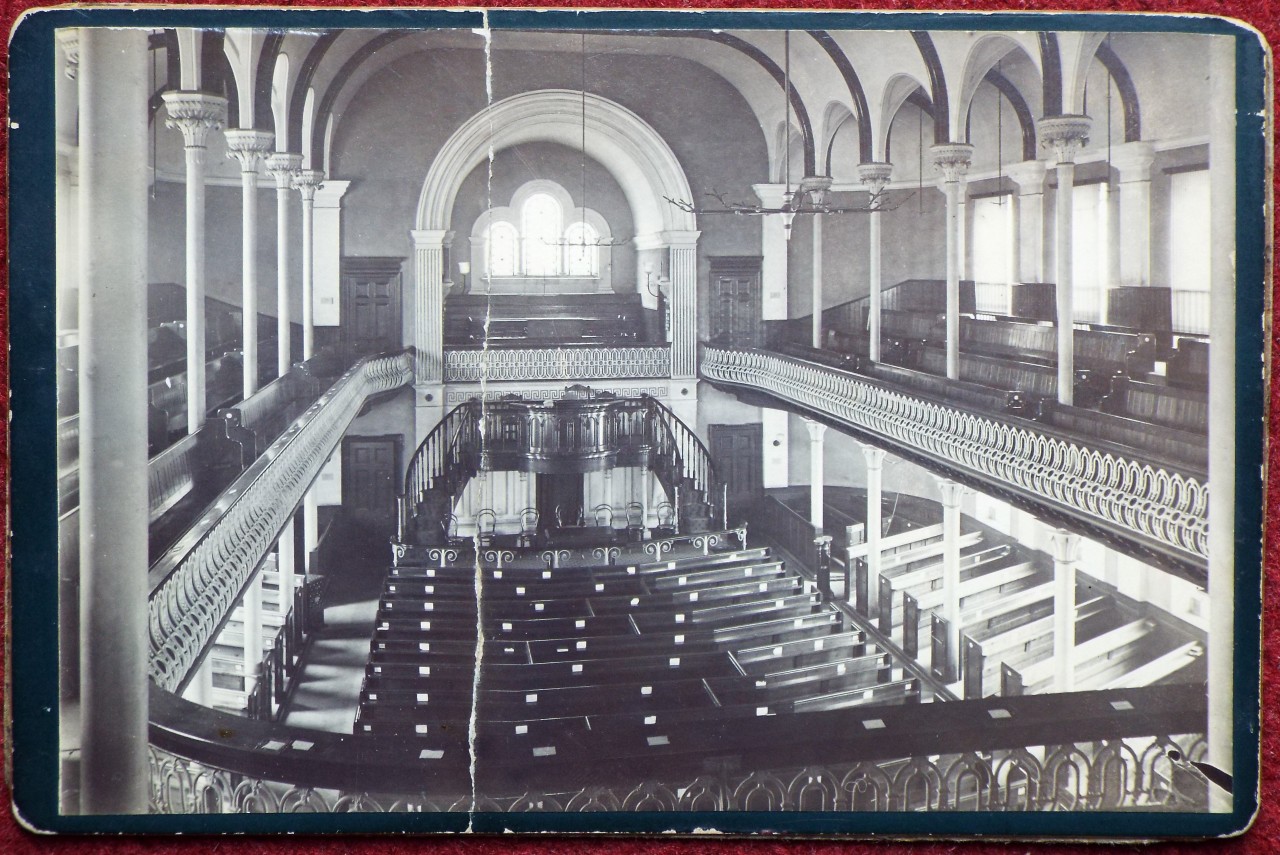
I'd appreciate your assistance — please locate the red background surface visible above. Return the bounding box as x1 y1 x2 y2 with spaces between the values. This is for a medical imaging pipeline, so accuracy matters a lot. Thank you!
0 0 1275 851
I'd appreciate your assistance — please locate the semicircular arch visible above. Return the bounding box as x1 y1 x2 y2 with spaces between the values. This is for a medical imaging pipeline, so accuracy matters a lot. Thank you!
416 89 696 237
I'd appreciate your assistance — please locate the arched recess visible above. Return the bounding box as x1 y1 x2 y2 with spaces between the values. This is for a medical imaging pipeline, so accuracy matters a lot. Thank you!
1093 41 1141 142
877 74 932 165
821 101 857 179
981 69 1038 162
955 34 1041 155
807 30 872 164
411 89 700 385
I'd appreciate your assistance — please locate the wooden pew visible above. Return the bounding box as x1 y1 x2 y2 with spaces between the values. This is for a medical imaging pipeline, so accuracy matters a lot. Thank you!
1042 405 1208 471
904 562 1044 672
731 630 870 675
957 318 1155 380
367 649 738 688
918 346 1079 409
880 546 1016 640
1099 641 1203 689
874 532 984 630
1165 338 1209 391
1100 377 1208 435
218 368 323 467
1002 618 1158 695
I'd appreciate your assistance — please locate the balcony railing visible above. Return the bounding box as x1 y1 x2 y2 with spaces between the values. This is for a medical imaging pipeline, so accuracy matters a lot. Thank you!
699 345 1208 566
145 682 1207 815
444 344 670 383
146 350 414 694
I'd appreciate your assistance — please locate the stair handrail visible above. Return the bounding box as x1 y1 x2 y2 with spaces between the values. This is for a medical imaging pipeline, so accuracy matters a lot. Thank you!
642 395 724 528
146 349 414 694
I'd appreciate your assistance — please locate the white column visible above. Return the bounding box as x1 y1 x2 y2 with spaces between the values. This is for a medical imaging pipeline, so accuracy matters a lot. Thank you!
241 571 263 697
937 478 966 679
265 153 302 376
752 184 789 321
931 144 974 380
803 418 826 530
811 215 824 347
1039 116 1092 407
224 129 275 399
77 26 151 815
411 229 448 384
858 163 893 362
161 91 227 432
1111 141 1156 288
667 230 701 379
1007 159 1048 283
861 445 886 584
292 170 324 359
1207 34 1236 801
184 654 214 708
304 488 319 574
1050 528 1081 693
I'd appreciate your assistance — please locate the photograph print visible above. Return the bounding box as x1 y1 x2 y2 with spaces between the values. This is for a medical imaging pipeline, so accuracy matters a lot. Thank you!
9 5 1267 837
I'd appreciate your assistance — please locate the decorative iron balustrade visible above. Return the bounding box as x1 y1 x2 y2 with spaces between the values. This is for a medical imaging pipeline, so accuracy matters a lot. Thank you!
146 351 415 694
146 731 1207 814
444 345 671 383
700 346 1208 563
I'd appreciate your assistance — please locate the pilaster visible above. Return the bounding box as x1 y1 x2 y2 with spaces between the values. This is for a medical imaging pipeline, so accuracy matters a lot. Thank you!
1111 141 1156 288
803 418 827 530
752 183 790 320
1006 159 1048 282
292 170 326 359
411 229 449 384
665 230 701 380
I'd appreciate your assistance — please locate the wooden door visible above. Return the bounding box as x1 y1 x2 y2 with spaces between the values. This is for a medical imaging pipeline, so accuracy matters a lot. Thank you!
708 423 763 521
341 257 403 360
342 435 402 536
709 257 763 347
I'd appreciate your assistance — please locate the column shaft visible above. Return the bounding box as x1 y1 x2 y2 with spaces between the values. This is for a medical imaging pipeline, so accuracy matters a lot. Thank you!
1051 530 1080 692
862 446 885 586
241 572 263 698
241 172 259 396
811 216 824 348
868 211 882 361
185 149 209 427
804 419 826 530
1054 159 1076 405
944 179 962 379
77 27 151 815
301 196 315 358
275 185 292 375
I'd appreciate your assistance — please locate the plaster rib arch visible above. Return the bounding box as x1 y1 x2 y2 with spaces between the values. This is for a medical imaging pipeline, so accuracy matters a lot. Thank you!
415 89 696 238
877 73 931 165
954 35 1042 145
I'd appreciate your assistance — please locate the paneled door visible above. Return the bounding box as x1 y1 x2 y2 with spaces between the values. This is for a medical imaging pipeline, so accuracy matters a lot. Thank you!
342 435 402 537
708 423 763 523
341 257 403 361
709 256 763 347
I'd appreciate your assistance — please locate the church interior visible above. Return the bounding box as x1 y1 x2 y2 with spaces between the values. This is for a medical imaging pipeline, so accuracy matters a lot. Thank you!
48 19 1245 819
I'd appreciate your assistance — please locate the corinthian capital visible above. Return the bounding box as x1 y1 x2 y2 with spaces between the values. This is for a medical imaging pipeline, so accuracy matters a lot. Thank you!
224 129 276 172
857 162 893 196
161 91 228 149
1038 115 1092 165
930 143 974 184
264 152 304 190
292 169 325 203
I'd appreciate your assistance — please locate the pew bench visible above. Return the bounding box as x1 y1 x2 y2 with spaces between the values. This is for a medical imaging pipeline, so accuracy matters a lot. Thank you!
1100 377 1208 435
731 630 870 675
1003 618 1157 695
899 561 1042 658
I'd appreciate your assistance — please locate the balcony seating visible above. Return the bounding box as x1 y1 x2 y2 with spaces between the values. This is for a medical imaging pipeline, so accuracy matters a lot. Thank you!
1165 338 1210 390
444 293 647 346
1100 378 1208 435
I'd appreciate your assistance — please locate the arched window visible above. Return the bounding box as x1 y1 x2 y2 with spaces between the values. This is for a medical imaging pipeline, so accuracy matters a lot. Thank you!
521 193 562 277
563 222 599 277
484 222 519 278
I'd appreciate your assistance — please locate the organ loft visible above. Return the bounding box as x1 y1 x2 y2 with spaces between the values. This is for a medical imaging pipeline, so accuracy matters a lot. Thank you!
40 16 1252 822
